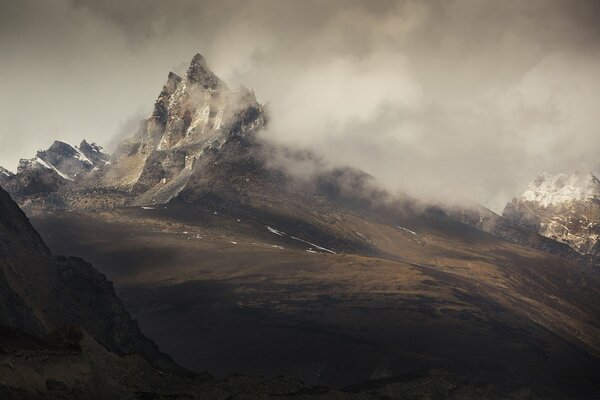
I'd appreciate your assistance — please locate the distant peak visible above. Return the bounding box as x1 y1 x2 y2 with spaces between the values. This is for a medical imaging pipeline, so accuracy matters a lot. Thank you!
185 53 224 89
191 53 206 66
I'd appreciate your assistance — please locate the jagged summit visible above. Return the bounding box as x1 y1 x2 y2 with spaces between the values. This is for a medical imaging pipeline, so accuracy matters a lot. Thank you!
103 52 266 204
185 53 224 89
78 139 110 165
0 139 110 199
1 53 267 211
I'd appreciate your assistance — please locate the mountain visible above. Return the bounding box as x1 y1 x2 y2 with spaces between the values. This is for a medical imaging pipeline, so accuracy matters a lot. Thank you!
0 140 109 201
102 53 267 207
4 53 596 272
2 53 600 397
503 171 600 256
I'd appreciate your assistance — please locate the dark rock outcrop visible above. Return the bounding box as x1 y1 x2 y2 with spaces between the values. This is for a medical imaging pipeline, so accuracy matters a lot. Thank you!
0 185 177 371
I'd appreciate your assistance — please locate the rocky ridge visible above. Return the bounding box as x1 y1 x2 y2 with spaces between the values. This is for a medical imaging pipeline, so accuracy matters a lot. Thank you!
0 140 109 200
503 171 600 256
102 53 267 206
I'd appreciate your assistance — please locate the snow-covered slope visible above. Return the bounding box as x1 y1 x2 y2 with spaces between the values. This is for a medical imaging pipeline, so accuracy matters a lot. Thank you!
503 171 600 255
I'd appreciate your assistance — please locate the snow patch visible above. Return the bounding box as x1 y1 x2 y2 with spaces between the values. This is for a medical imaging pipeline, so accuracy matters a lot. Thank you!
34 158 73 181
267 226 285 236
290 236 336 254
64 142 93 165
266 226 335 253
396 226 416 235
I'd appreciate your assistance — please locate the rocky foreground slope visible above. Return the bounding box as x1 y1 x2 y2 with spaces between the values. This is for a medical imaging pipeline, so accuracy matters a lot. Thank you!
0 185 175 371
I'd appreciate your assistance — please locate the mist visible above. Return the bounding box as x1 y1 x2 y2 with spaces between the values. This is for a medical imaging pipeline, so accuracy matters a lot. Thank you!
1 0 599 211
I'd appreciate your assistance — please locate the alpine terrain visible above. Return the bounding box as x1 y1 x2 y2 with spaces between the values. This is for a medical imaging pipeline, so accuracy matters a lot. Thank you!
1 53 599 399
504 171 600 256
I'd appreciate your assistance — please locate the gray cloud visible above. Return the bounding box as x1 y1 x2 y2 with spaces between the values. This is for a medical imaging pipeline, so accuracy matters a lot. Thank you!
1 0 599 211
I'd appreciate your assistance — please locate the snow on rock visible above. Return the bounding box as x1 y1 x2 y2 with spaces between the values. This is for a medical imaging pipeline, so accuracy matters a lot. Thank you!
34 158 74 181
520 171 600 207
290 236 336 254
63 141 93 165
266 226 336 253
504 170 600 255
267 226 285 236
396 226 417 235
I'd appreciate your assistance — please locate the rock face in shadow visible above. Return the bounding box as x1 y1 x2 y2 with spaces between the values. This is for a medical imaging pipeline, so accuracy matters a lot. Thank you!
0 185 177 371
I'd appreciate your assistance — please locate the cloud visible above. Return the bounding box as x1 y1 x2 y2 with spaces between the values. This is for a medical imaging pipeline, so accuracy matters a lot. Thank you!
0 0 599 211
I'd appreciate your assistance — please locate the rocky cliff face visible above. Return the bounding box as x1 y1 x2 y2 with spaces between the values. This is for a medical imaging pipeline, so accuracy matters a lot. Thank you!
102 53 267 206
503 171 600 255
0 140 109 200
0 185 176 371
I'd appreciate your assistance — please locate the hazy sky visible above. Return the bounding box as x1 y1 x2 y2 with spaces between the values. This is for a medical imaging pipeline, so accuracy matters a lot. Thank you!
1 0 599 211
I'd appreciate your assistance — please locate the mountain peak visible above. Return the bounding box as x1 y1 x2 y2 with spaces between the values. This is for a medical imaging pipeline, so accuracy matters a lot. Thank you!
185 53 224 89
504 170 600 255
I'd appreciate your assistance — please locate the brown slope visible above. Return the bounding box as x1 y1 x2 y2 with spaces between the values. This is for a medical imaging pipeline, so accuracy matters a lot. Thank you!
30 188 600 397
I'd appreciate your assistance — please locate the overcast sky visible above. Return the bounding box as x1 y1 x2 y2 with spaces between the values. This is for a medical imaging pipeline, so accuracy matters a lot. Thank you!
1 0 599 211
